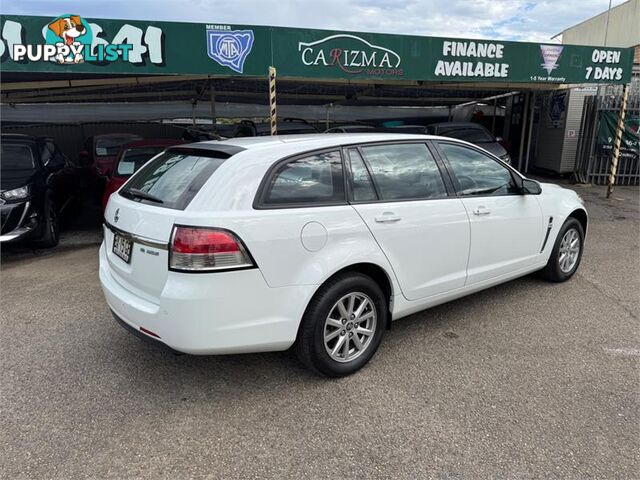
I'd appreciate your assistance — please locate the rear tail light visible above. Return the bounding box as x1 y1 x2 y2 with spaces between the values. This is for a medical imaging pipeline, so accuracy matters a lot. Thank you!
169 225 255 272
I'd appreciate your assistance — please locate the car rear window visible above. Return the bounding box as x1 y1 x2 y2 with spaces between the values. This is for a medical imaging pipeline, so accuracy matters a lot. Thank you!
438 126 494 143
116 147 166 177
119 148 229 210
1 144 35 170
95 135 141 156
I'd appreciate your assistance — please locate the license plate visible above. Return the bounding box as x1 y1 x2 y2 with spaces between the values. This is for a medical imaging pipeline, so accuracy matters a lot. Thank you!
112 233 133 264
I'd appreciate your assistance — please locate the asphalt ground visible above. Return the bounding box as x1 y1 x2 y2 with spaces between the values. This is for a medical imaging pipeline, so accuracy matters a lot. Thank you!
1 183 638 479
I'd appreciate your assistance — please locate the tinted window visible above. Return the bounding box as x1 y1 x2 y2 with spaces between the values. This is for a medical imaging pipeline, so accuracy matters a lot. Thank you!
347 149 377 202
121 149 228 210
439 143 518 196
264 151 344 205
116 147 165 177
438 126 494 143
360 143 446 200
1 144 35 170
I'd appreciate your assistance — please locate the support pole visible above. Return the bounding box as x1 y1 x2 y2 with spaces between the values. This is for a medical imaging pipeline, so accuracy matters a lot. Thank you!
491 97 497 136
606 84 629 198
517 92 530 172
524 91 536 174
268 66 277 136
209 77 216 129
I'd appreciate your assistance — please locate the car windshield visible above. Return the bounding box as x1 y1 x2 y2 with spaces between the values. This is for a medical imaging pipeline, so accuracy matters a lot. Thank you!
1 143 35 171
116 147 166 177
438 126 494 143
95 136 141 156
120 149 229 210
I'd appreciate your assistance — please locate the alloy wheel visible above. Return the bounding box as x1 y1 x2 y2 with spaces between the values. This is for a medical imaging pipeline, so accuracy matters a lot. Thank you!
324 292 377 363
558 228 580 273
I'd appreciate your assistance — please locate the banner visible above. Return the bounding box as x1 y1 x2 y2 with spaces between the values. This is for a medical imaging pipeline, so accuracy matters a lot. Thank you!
597 112 640 161
0 14 635 84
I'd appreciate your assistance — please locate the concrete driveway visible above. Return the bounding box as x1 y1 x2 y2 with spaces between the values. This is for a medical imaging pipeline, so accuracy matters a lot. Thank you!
1 183 638 479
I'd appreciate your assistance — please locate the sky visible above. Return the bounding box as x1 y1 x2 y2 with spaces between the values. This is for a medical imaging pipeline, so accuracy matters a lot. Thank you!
0 0 626 42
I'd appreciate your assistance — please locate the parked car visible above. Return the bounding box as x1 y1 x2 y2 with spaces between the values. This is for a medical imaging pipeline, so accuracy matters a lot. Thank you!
101 139 184 210
426 122 511 164
100 133 587 377
80 133 142 176
1 134 82 247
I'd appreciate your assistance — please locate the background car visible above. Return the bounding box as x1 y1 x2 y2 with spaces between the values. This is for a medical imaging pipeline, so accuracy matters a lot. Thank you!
101 139 184 210
1 134 82 247
79 133 142 177
426 122 511 163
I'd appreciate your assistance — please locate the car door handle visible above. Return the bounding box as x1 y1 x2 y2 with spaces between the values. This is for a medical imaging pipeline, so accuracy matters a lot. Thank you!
375 213 402 223
472 206 491 216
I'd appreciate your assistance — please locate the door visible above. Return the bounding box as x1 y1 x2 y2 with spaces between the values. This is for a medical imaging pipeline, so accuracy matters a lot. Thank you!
348 143 470 301
436 141 544 285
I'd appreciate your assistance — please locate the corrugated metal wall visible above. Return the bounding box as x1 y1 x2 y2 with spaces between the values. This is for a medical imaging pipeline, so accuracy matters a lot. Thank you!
1 122 184 161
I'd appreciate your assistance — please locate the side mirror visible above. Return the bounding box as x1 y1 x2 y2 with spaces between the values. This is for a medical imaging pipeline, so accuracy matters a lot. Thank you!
521 178 542 195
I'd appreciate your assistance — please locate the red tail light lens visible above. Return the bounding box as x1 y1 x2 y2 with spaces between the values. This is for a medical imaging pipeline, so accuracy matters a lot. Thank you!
170 226 254 272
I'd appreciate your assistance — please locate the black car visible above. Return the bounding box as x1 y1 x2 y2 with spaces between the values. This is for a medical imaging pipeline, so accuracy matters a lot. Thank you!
1 134 82 247
425 122 511 164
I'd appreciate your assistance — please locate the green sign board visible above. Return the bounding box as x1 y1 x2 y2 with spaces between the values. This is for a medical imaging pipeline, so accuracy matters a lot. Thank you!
0 14 634 84
597 112 640 161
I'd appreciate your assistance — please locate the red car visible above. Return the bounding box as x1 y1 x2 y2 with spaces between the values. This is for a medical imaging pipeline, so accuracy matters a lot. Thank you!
101 139 183 210
80 133 142 177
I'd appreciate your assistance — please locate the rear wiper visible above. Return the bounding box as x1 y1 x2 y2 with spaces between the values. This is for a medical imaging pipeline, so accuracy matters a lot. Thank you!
123 187 164 204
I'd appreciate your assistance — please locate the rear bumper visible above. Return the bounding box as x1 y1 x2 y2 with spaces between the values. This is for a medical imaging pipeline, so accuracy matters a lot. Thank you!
99 242 316 355
111 309 183 354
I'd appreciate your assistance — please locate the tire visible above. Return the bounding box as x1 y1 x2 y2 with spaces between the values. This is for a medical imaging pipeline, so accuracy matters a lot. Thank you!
295 272 387 377
37 196 60 248
540 217 584 282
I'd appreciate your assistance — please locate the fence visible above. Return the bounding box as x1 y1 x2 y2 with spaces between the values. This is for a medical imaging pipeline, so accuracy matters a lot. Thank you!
575 85 640 185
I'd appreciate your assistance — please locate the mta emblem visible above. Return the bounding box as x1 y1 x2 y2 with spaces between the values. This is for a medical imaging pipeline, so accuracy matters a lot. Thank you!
207 30 254 74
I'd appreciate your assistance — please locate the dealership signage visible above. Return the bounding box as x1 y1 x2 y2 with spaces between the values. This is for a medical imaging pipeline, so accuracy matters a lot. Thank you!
0 14 634 84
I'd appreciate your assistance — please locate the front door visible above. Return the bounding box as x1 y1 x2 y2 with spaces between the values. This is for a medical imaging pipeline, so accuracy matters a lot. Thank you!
436 141 544 285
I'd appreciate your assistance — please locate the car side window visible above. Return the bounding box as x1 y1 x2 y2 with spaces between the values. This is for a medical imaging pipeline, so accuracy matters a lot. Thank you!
439 143 519 196
263 150 345 205
360 143 447 201
346 149 377 202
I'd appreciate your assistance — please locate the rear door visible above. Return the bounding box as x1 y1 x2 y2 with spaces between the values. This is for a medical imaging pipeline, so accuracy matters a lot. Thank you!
435 141 543 284
348 142 470 301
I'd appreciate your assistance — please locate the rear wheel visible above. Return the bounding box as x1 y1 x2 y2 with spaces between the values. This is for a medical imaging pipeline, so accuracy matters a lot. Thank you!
295 272 386 377
541 217 584 282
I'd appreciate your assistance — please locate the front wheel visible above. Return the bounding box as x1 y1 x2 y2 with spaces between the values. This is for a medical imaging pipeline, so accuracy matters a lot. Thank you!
541 217 584 282
37 197 60 248
295 272 387 377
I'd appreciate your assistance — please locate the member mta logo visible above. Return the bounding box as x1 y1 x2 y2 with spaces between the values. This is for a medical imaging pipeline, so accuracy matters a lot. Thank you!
206 29 254 74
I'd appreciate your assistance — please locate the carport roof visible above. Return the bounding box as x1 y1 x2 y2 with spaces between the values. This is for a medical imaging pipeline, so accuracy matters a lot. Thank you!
0 14 634 87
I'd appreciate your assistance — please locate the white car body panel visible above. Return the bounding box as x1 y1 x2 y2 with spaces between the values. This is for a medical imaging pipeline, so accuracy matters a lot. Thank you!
353 198 470 300
99 133 587 355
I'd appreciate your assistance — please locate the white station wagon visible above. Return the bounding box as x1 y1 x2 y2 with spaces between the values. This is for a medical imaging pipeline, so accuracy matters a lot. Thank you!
100 134 587 376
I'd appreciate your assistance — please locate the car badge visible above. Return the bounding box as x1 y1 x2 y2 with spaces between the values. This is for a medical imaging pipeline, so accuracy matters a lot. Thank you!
114 208 120 223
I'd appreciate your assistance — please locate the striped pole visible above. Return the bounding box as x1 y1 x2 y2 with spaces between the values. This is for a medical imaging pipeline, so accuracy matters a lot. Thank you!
268 66 277 136
606 84 629 198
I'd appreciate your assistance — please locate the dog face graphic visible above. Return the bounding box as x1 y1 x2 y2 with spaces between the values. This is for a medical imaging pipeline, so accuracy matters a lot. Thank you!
48 16 86 45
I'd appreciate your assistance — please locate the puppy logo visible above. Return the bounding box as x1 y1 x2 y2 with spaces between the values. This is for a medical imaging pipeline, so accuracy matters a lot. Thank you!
46 15 91 64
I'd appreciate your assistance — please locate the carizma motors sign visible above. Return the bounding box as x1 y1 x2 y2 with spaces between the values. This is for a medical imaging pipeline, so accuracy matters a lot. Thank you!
298 34 403 76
